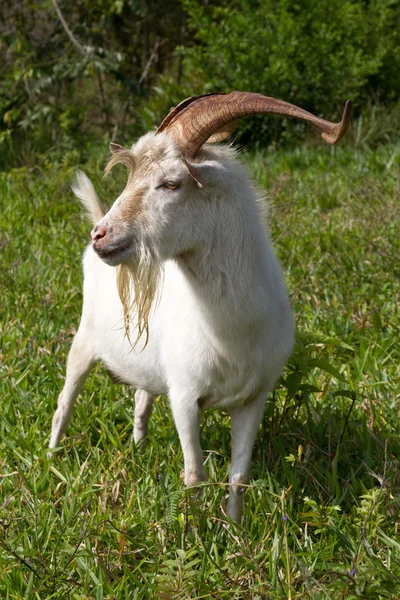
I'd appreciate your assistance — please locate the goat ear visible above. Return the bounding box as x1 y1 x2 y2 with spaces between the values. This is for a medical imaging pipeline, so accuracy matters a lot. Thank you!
109 142 126 155
183 159 216 188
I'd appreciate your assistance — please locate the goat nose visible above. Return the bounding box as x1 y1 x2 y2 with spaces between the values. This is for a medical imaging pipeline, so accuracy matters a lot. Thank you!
91 224 107 242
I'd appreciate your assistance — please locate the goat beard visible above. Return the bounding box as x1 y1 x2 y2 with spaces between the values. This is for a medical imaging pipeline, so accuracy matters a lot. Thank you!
116 249 160 349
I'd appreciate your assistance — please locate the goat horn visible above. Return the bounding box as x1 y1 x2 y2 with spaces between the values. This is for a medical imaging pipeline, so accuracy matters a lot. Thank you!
156 91 352 157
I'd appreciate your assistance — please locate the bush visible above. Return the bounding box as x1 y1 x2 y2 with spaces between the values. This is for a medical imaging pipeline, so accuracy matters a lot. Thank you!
179 0 400 146
0 0 186 168
1 0 399 166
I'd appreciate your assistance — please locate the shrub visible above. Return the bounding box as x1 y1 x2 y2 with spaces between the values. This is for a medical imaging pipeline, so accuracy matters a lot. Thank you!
179 0 400 146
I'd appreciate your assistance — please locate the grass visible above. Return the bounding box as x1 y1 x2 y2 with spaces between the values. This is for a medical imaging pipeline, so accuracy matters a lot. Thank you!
0 132 399 598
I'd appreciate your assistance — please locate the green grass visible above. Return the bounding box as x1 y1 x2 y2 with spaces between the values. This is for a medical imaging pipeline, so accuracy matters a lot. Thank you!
0 135 399 599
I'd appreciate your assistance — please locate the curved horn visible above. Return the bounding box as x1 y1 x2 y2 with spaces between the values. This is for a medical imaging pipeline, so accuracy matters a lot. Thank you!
156 91 351 157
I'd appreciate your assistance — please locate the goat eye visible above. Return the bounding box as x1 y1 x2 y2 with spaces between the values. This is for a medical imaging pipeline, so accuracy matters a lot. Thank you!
162 181 179 190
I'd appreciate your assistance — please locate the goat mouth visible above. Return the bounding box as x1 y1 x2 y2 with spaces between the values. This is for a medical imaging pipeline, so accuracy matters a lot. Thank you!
93 241 133 265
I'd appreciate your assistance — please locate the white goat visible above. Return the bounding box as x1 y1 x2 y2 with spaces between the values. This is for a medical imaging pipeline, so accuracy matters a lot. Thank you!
49 92 351 521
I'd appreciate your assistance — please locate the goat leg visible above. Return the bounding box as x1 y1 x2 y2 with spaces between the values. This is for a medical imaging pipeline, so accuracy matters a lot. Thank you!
227 394 266 522
132 389 155 445
169 392 207 487
49 330 96 452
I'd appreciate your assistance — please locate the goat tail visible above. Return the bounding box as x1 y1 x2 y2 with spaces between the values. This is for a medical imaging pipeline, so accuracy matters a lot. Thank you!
72 171 105 225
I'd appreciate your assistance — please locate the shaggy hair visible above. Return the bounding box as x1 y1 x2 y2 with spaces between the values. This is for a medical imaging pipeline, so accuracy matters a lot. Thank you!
104 148 136 177
116 256 160 349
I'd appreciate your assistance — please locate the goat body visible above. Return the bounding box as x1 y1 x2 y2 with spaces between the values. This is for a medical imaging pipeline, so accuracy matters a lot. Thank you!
49 132 294 521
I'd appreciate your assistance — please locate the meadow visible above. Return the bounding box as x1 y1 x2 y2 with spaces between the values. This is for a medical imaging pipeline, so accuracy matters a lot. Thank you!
0 126 399 598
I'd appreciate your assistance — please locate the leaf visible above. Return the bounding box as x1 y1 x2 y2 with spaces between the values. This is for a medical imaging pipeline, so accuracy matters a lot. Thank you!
167 491 180 528
308 359 347 382
313 337 356 351
298 384 321 393
283 370 303 399
332 389 356 400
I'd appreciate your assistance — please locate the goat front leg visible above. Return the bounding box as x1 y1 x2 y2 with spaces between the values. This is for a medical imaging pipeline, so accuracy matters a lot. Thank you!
170 394 206 487
227 394 266 522
133 389 154 445
49 331 96 451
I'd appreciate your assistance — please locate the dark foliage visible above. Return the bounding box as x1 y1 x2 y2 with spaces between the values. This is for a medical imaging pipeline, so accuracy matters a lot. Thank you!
0 0 399 167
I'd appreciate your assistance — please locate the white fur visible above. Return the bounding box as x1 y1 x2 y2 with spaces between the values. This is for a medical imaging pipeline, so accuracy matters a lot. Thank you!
49 131 294 521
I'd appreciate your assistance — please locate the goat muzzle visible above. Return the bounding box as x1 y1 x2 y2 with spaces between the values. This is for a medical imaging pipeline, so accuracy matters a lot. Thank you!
91 224 107 242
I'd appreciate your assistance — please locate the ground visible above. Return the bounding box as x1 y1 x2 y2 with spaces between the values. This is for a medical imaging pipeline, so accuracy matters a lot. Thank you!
0 135 399 598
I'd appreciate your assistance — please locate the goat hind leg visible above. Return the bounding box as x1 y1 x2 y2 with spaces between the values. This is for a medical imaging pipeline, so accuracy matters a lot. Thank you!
133 389 155 445
227 394 266 522
49 332 96 450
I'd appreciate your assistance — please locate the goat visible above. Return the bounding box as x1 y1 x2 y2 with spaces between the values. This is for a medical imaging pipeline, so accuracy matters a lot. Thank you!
49 92 351 521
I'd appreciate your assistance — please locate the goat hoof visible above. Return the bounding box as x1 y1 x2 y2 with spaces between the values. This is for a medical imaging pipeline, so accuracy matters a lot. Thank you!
132 430 148 446
185 471 207 487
